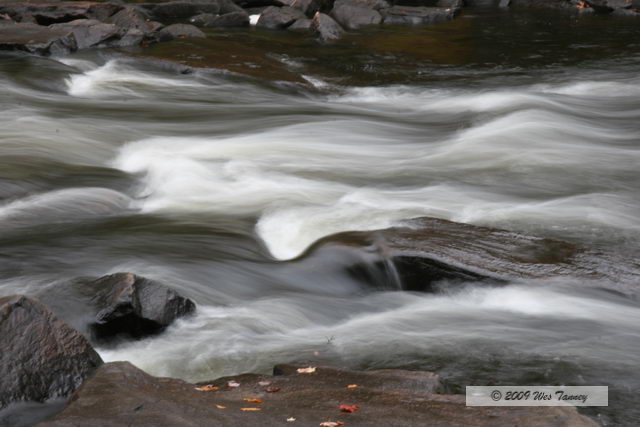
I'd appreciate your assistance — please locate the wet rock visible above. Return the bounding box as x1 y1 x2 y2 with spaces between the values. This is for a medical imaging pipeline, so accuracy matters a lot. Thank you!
220 0 248 14
586 0 632 11
0 21 77 55
288 16 312 29
300 217 640 292
0 295 103 410
90 272 196 341
256 5 306 28
311 11 344 41
49 19 122 50
149 1 221 23
190 11 250 27
0 2 122 26
331 0 383 29
437 0 464 9
381 5 456 25
611 6 640 14
42 362 599 426
288 0 334 16
106 6 164 35
235 0 286 6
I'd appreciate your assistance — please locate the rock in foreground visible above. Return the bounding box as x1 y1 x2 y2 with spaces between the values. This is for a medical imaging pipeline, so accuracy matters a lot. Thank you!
0 21 77 55
41 362 598 426
0 295 103 410
90 272 196 341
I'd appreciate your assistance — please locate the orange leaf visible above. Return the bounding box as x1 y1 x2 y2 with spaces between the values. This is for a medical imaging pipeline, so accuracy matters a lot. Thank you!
346 384 358 389
319 422 344 427
243 398 263 404
195 385 219 391
297 366 317 374
215 405 226 409
266 386 281 393
240 407 262 411
339 404 360 413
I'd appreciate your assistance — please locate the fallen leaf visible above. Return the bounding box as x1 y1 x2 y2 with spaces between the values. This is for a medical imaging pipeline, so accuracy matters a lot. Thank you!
243 398 263 404
346 384 358 389
227 380 240 388
195 385 219 391
297 366 317 374
339 404 360 413
319 422 344 427
215 405 226 409
287 417 296 422
258 380 271 386
240 407 262 411
266 386 281 393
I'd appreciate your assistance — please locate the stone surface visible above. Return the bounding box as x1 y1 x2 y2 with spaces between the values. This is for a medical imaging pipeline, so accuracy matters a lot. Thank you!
0 2 121 26
41 362 599 426
149 1 220 23
0 21 77 55
311 11 344 41
190 11 250 27
0 295 103 410
331 0 382 29
49 19 121 50
90 272 196 340
288 16 312 29
256 5 306 28
107 6 163 35
381 5 456 25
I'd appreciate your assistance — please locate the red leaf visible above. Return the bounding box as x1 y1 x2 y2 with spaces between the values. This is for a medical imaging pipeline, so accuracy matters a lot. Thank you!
339 404 360 413
266 386 281 393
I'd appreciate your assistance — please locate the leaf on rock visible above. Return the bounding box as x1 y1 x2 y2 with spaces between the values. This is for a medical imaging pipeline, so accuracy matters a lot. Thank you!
266 386 281 393
227 380 241 388
258 381 271 386
240 407 262 411
195 385 219 391
215 405 226 409
339 404 360 413
297 366 317 374
243 398 264 404
319 422 344 427
346 384 358 389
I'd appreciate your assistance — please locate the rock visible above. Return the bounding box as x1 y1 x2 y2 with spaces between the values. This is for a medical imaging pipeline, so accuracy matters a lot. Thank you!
311 11 344 41
0 2 122 26
149 1 220 23
0 295 103 410
90 272 196 341
586 0 632 11
256 5 306 28
499 0 511 7
611 6 640 14
111 28 146 48
219 0 247 14
0 21 77 55
106 6 164 35
49 19 122 50
190 11 250 27
381 5 456 25
155 23 206 42
330 0 383 30
300 217 640 292
235 0 286 6
288 17 312 29
42 362 599 426
288 0 334 16
437 0 464 9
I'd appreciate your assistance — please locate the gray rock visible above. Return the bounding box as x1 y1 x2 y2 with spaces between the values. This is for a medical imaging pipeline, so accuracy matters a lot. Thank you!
288 17 312 30
90 272 196 341
0 21 77 55
437 0 464 8
311 11 344 41
0 2 122 26
288 0 334 16
381 6 455 25
0 295 103 410
49 19 122 50
611 6 639 14
219 0 247 13
334 0 389 9
331 1 382 30
256 5 306 28
190 11 250 27
107 6 164 35
150 1 220 23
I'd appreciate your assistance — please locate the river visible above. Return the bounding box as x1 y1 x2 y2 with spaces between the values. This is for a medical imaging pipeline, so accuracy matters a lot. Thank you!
1 6 639 426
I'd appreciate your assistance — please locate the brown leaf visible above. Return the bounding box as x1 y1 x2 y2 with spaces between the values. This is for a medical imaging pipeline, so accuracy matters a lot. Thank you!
339 404 360 413
297 366 317 374
195 385 219 391
240 407 262 411
243 398 263 404
215 405 226 409
346 384 358 389
266 386 281 393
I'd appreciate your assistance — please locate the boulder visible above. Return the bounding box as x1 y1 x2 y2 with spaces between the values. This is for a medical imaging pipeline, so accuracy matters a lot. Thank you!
311 11 344 41
234 0 286 6
149 1 220 23
0 2 122 26
42 362 599 426
0 295 103 410
219 0 247 14
0 21 77 55
299 217 640 292
106 6 164 35
288 16 312 29
336 0 389 9
330 0 383 29
155 23 206 42
256 5 306 28
288 0 334 16
190 11 250 27
381 5 456 25
90 272 196 341
611 6 640 14
586 0 632 11
437 0 464 8
49 19 122 50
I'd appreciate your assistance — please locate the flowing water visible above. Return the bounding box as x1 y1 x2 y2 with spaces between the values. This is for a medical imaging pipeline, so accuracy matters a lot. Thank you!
1 7 639 426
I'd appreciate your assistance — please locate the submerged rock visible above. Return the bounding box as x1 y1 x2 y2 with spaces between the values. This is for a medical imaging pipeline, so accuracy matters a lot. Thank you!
41 362 599 426
90 272 196 341
0 295 103 410
0 21 77 55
